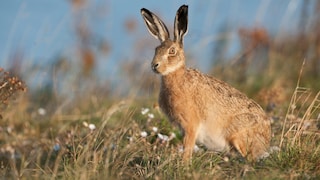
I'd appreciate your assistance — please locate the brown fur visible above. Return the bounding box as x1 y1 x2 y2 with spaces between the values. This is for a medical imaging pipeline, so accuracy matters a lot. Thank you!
141 5 271 161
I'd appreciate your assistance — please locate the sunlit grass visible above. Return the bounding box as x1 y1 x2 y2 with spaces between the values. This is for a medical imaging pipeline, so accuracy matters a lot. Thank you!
0 81 319 179
1 1 320 178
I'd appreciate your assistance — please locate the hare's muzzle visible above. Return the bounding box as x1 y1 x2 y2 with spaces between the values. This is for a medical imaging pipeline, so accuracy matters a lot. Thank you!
151 62 160 73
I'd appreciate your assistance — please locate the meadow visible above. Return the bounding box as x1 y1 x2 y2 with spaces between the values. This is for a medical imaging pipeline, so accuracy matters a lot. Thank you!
1 1 320 179
1 42 319 180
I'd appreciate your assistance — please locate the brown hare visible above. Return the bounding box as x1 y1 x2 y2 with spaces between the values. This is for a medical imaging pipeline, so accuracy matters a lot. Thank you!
140 5 271 161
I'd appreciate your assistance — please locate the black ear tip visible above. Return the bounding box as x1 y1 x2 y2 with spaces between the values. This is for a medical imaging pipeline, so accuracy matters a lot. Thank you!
141 8 151 15
180 4 188 11
141 8 146 14
177 5 188 14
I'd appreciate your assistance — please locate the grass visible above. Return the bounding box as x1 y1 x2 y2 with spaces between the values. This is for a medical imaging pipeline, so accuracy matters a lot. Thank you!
1 2 320 178
0 78 319 179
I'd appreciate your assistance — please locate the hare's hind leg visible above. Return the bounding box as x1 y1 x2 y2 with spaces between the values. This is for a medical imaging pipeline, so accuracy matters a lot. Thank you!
229 130 258 161
229 114 270 161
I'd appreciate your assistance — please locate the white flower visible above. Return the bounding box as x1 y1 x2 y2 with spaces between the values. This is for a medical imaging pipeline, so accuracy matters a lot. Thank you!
170 132 176 139
127 136 133 142
83 121 88 127
152 127 158 132
157 133 169 141
223 156 229 162
193 145 200 152
269 146 280 153
141 108 149 115
303 121 311 129
148 113 155 119
259 152 270 159
6 126 13 134
38 108 46 116
178 146 184 153
140 131 148 138
88 124 96 131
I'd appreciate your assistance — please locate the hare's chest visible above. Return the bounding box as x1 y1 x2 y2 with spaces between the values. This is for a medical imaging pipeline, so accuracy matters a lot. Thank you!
158 89 192 120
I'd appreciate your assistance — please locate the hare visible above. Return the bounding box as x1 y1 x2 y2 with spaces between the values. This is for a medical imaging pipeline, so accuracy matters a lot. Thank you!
140 5 271 161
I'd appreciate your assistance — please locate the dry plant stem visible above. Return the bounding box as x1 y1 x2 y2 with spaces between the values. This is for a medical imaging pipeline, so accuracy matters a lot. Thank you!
279 59 305 149
279 59 320 149
51 150 63 180
292 91 320 145
284 87 311 139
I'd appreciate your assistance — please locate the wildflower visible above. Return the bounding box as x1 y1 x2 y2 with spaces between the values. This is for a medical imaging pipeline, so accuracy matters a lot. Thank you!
260 152 270 159
302 120 311 129
83 122 96 131
169 132 176 140
88 123 96 131
83 121 89 127
140 131 148 138
157 133 169 141
6 126 13 134
38 108 46 116
53 144 61 151
193 145 200 152
127 136 133 142
141 108 149 115
223 156 229 162
152 126 158 132
269 146 280 153
148 113 154 119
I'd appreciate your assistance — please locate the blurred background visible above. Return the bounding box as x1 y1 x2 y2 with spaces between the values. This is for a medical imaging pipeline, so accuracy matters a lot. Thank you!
0 0 319 114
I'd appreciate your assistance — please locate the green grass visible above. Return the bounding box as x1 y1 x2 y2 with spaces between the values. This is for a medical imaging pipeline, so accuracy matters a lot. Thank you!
0 85 319 179
1 2 320 179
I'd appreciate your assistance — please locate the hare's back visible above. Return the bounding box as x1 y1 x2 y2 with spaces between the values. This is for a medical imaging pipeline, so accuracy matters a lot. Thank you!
185 68 265 115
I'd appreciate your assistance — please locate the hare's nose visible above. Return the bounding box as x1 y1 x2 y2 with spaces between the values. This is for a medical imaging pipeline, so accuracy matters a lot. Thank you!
152 63 159 70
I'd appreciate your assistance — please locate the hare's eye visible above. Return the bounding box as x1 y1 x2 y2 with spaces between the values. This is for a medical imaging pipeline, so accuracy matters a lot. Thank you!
168 47 176 55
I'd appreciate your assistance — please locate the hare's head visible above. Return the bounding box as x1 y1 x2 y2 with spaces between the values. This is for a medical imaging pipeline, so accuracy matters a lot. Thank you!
141 5 188 75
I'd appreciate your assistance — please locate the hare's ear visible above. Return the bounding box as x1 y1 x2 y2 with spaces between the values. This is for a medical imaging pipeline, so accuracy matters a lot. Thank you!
174 5 188 45
141 8 170 42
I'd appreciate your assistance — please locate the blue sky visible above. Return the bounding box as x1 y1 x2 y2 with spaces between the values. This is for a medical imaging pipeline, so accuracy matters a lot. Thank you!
0 0 313 91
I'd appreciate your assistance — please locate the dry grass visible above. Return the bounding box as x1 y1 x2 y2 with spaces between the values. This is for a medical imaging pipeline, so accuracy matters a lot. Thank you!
0 74 319 179
1 2 320 179
0 68 26 112
280 61 320 148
